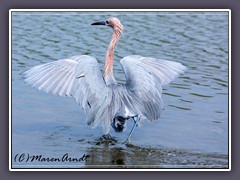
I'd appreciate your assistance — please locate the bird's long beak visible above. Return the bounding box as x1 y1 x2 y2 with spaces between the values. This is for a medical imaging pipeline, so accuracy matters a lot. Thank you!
91 21 106 26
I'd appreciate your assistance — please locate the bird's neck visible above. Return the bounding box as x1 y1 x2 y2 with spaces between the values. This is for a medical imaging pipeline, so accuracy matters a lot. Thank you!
104 30 121 85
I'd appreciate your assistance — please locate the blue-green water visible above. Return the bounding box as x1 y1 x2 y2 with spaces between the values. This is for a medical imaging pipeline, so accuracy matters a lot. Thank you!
11 11 229 168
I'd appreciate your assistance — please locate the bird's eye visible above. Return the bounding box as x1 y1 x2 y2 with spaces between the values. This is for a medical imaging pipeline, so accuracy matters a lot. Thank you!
106 20 109 24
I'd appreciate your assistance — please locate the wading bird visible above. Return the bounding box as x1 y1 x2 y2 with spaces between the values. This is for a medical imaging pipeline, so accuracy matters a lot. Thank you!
23 17 186 143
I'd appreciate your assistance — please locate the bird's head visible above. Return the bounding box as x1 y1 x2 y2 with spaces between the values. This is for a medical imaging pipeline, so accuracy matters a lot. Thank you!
91 17 123 35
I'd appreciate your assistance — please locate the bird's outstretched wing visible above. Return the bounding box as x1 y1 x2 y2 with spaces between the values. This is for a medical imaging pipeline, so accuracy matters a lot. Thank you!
120 55 187 121
23 55 109 129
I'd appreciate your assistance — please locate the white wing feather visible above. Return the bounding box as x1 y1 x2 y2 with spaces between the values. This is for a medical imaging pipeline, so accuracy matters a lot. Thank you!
23 55 109 129
23 54 186 133
120 55 187 121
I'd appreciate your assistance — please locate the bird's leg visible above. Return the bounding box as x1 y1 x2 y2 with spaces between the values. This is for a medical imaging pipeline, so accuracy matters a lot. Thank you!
123 115 140 144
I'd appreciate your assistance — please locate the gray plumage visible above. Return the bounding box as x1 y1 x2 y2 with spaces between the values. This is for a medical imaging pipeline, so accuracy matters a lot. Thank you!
23 17 186 138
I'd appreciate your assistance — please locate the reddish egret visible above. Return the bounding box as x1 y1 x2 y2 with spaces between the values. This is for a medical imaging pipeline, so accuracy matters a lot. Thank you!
23 17 186 143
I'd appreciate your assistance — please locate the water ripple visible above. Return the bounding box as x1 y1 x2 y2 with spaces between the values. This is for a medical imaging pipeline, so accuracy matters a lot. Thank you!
12 12 229 161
